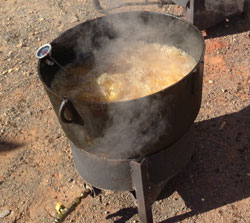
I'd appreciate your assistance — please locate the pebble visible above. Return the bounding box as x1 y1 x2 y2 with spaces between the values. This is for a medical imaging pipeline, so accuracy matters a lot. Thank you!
22 71 29 76
71 15 79 23
208 80 213 84
32 31 40 35
17 42 25 48
1 70 7 75
0 210 11 218
8 68 13 73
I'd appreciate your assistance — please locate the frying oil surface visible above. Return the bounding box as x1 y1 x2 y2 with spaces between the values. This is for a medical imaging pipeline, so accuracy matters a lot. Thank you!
51 41 196 102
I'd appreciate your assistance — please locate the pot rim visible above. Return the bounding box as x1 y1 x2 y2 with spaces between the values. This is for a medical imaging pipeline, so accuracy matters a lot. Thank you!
38 11 205 105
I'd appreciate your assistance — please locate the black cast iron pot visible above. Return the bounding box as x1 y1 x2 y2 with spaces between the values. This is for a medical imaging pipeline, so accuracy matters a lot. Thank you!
38 11 205 159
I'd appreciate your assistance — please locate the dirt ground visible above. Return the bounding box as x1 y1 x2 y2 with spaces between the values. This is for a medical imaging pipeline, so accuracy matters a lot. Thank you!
0 1 249 223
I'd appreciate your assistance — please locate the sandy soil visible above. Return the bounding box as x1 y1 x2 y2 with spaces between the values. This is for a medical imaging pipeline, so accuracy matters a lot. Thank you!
0 1 249 223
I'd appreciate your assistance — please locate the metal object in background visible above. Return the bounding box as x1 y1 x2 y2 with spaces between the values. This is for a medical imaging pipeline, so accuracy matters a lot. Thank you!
93 0 248 29
93 0 180 13
186 0 248 30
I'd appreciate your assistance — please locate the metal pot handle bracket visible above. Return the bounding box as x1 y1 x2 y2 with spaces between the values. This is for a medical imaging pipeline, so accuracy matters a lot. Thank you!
59 98 83 124
59 98 73 123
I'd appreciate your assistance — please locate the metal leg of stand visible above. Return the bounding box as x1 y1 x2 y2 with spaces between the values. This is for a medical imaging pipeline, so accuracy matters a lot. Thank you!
131 160 153 223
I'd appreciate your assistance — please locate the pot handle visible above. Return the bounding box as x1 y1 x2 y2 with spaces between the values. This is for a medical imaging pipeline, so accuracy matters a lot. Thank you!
59 98 75 124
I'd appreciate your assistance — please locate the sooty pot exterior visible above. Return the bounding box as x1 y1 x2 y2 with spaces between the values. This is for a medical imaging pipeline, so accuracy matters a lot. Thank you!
38 11 205 159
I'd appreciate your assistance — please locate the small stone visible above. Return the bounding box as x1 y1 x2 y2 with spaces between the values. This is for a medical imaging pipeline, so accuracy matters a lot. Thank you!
1 70 7 75
104 211 110 214
71 15 79 23
68 178 73 183
0 210 11 218
22 71 29 76
17 42 24 48
40 18 45 21
32 31 39 36
201 198 205 202
8 68 13 73
208 80 213 84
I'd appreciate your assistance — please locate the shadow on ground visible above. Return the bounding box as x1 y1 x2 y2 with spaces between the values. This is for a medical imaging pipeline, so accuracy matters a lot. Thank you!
107 106 250 222
0 140 23 153
106 207 137 223
205 13 250 39
160 106 250 222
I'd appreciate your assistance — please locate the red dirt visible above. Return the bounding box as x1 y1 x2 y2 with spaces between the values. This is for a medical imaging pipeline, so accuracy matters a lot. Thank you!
0 1 249 223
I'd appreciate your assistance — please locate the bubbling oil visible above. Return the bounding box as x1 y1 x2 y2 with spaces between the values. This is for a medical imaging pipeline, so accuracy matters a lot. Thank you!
51 41 196 102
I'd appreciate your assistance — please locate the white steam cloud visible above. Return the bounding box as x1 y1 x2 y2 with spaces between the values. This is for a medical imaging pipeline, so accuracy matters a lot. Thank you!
71 12 203 159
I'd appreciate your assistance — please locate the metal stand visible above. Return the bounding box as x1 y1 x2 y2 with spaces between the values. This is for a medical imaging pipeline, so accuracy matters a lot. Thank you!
131 160 154 223
70 125 195 223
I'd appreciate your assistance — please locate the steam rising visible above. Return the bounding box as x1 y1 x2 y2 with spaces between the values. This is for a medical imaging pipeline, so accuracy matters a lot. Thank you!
63 12 203 159
93 94 172 158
